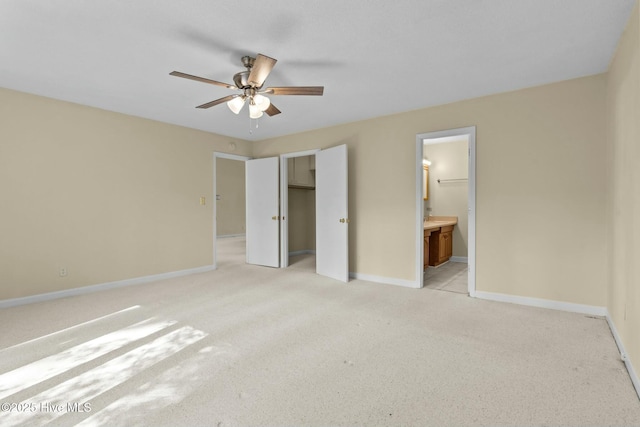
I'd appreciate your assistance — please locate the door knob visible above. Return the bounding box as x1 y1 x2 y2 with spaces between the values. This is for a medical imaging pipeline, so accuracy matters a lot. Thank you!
272 216 278 220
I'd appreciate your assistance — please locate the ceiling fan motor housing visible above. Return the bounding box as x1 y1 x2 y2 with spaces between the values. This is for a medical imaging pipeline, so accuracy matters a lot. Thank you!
234 56 257 89
233 70 251 89
241 55 255 69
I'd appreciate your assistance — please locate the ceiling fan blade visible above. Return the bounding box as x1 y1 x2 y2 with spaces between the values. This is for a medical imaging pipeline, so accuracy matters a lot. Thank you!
196 94 238 109
265 86 324 96
265 103 281 117
170 71 236 89
248 54 277 87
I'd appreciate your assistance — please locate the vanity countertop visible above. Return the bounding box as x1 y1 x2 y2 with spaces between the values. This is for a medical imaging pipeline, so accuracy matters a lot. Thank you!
424 215 458 231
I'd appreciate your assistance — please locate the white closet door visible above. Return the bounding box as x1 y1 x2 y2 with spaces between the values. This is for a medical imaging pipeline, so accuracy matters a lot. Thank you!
246 157 280 268
315 144 349 282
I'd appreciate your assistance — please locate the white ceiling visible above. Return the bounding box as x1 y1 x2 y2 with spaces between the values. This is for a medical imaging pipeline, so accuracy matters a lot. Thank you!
0 0 635 141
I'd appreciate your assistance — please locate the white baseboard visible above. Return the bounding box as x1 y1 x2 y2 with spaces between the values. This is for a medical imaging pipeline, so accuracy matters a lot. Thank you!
450 256 468 263
289 250 316 257
606 312 640 401
349 272 420 289
217 233 246 238
0 265 215 309
474 291 607 316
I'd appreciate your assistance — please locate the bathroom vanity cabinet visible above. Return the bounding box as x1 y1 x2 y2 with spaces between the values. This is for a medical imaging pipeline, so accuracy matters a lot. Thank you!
423 216 457 269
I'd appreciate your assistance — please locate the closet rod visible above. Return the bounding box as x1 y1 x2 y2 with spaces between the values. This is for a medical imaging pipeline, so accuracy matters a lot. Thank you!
437 178 468 183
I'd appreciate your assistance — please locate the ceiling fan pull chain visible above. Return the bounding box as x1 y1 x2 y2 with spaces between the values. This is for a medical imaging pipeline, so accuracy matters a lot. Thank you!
248 116 259 134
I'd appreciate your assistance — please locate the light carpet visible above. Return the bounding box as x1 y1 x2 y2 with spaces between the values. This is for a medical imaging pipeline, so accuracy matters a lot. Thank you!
0 237 639 426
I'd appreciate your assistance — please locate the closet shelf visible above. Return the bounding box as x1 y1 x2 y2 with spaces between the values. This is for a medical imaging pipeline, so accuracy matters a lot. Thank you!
288 185 316 190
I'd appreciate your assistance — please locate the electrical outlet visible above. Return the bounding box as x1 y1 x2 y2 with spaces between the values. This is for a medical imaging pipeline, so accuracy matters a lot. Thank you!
59 267 67 277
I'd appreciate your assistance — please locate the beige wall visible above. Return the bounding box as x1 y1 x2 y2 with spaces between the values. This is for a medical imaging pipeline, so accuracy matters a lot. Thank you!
0 69 610 311
424 138 469 258
216 158 246 236
288 188 316 253
0 87 251 299
606 1 640 389
254 74 608 306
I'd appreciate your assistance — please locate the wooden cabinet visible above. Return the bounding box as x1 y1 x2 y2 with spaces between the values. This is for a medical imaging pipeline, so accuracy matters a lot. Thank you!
428 225 453 267
423 229 433 270
440 225 453 262
288 156 315 188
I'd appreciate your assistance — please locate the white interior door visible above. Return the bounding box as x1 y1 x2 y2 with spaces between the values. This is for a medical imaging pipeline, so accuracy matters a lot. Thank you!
316 144 349 282
246 157 280 268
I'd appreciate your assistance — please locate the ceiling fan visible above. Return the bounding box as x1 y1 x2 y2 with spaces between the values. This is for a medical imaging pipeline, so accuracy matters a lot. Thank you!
170 53 324 119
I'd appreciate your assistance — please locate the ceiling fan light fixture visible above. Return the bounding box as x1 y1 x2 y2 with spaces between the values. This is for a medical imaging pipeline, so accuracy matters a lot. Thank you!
253 94 271 112
249 102 263 119
170 53 324 124
227 96 246 114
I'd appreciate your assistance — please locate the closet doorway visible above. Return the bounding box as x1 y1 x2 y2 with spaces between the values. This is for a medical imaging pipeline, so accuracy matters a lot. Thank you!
280 150 319 271
216 146 349 281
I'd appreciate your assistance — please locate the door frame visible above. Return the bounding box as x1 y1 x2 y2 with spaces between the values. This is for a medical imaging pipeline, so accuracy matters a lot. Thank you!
213 152 251 269
415 126 476 295
279 149 320 268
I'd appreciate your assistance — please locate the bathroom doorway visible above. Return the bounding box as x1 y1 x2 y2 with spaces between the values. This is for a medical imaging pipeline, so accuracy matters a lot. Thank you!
415 127 476 295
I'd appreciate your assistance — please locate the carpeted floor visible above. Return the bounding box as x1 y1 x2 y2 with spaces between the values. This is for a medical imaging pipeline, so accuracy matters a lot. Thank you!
1 236 639 426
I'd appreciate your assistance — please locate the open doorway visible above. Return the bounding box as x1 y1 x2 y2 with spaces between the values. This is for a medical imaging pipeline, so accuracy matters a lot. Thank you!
415 127 476 295
280 150 320 273
423 135 469 294
213 152 250 269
